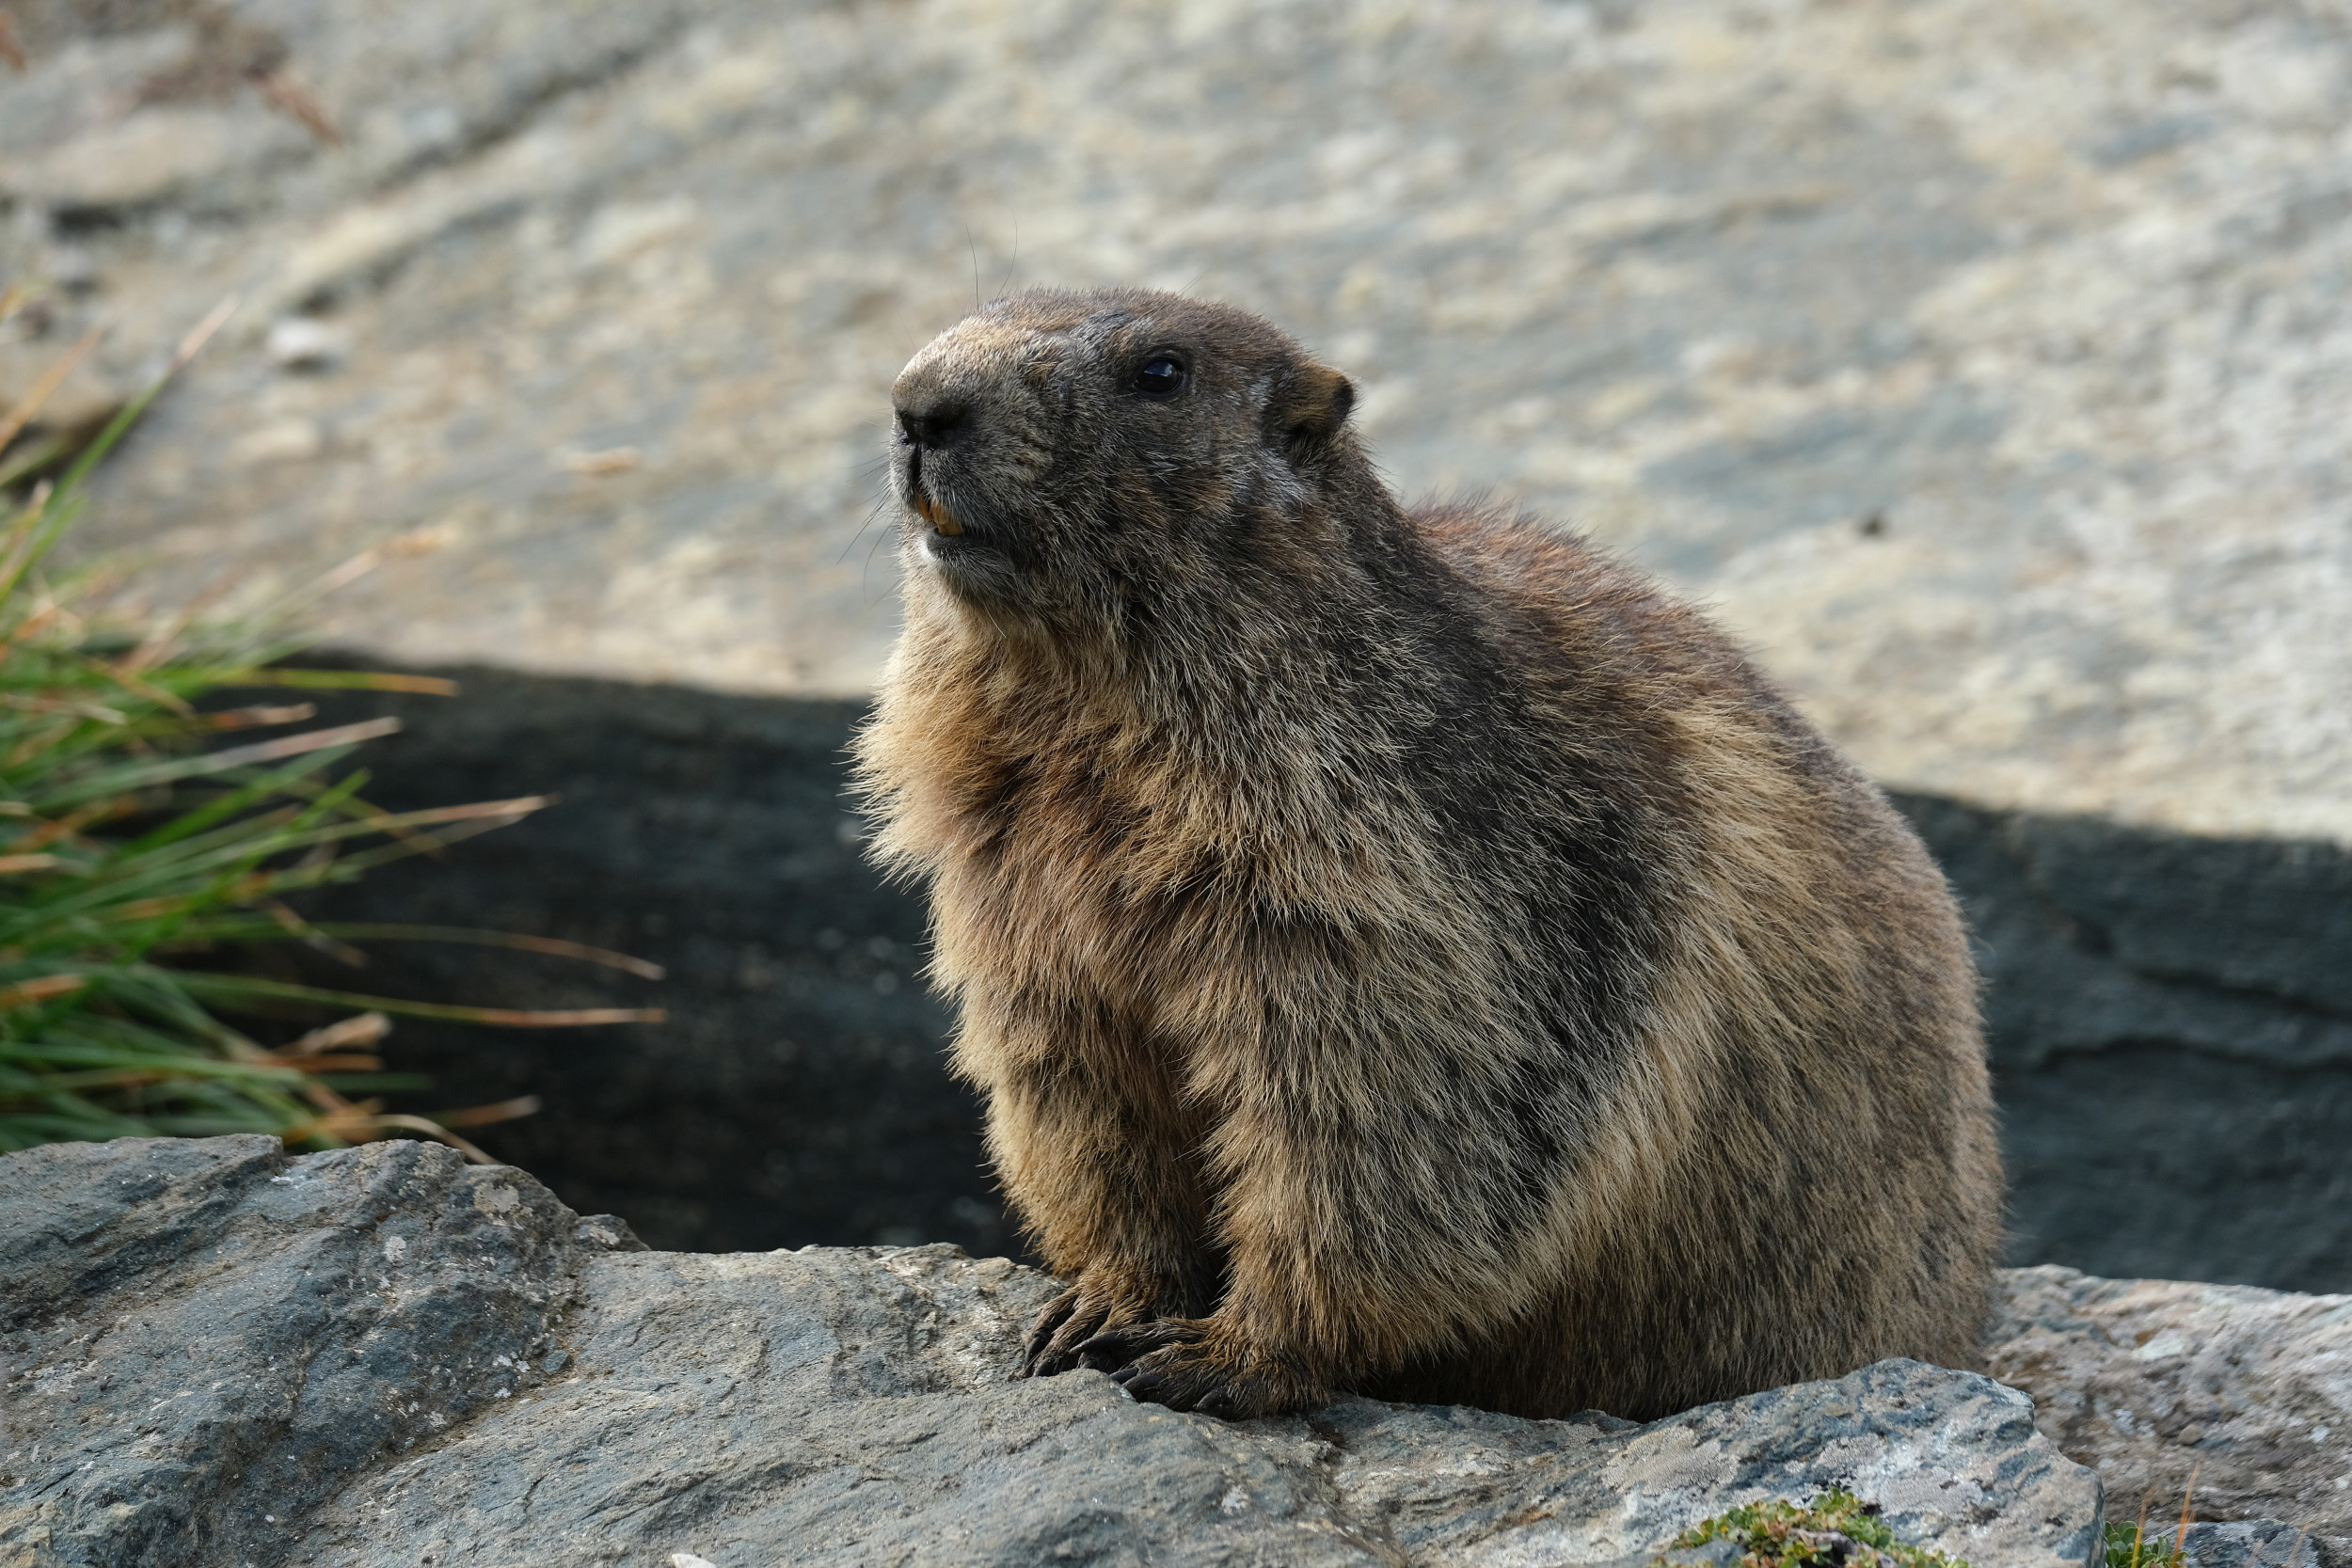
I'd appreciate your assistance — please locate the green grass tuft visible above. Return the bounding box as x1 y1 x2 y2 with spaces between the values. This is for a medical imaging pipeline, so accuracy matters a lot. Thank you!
1658 1488 1970 1568
0 298 659 1160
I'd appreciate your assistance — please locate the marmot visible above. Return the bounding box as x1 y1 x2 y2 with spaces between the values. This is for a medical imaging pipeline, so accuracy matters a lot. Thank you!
853 287 2000 1422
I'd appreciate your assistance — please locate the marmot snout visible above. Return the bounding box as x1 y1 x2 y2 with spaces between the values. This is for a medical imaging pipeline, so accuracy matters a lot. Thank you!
856 287 2001 1422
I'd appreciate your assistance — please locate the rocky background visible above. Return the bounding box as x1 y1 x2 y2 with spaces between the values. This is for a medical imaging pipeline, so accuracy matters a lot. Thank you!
2 0 2349 1286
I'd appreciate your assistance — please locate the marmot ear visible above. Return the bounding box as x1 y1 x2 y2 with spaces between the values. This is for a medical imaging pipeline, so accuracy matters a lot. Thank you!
1274 363 1355 457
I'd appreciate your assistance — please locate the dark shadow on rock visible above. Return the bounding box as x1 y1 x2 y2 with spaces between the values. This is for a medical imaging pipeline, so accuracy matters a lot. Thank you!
245 663 2350 1291
258 662 1006 1259
1894 792 2352 1293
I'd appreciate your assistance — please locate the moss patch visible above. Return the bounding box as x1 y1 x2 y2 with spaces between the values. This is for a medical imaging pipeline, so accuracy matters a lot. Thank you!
1658 1488 1970 1568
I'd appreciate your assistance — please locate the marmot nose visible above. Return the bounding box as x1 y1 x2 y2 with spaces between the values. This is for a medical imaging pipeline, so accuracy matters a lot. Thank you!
897 400 971 451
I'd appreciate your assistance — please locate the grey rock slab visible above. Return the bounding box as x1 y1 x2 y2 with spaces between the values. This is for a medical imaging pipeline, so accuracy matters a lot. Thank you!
2 1136 2103 1568
302 1247 1379 1568
306 1253 2098 1568
0 1135 603 1568
0 1132 284 1328
0 0 692 215
1302 1364 2102 1568
0 0 2348 845
2181 1520 2332 1568
1987 1267 2352 1562
1993 817 2352 1021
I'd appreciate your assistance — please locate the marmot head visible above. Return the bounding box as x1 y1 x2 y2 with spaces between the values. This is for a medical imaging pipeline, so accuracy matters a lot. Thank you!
888 288 1366 634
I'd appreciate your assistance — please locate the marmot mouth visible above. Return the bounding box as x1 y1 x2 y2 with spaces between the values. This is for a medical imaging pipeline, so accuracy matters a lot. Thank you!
913 490 964 537
904 447 967 537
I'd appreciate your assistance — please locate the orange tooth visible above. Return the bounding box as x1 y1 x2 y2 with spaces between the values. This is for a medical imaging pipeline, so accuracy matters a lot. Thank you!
914 493 963 535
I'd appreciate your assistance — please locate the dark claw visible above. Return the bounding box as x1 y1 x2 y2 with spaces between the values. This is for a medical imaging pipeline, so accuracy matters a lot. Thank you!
1032 1340 1087 1377
1024 1288 1093 1377
1022 1306 1070 1375
1075 1341 1128 1373
1071 1322 1177 1375
1194 1386 1238 1418
1120 1370 1168 1402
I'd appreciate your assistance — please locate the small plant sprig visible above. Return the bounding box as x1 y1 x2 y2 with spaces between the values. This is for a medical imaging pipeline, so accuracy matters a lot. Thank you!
0 295 661 1160
1658 1488 1968 1568
2103 1467 2252 1568
2106 1519 2188 1568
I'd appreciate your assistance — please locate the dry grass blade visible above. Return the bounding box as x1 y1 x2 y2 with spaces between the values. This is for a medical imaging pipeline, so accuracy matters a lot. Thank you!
363 796 551 829
262 538 467 629
0 690 126 722
0 974 86 1009
193 716 404 771
172 973 661 1028
263 898 367 965
27 716 402 810
0 316 107 458
362 1114 495 1164
318 924 665 979
432 1095 541 1129
73 652 194 716
192 704 318 731
167 297 240 375
246 669 460 696
279 1012 390 1056
449 1006 665 1027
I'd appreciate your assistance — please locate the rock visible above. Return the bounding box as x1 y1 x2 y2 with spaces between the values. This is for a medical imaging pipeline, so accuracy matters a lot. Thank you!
0 1135 599 1568
0 0 2345 847
2180 1521 2331 1568
1986 1266 2352 1567
1 1135 2103 1568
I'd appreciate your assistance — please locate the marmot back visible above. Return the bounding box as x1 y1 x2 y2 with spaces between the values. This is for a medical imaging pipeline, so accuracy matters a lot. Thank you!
854 286 2000 1422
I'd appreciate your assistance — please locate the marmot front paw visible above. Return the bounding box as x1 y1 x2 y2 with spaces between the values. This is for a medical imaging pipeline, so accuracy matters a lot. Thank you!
1023 1265 1168 1376
1075 1318 1327 1418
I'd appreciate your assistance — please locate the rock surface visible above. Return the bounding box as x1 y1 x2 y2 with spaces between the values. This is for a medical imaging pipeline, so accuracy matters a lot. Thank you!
0 1135 628 1568
0 1135 2110 1568
2179 1521 2337 1568
1988 1267 2352 1566
2 0 2349 846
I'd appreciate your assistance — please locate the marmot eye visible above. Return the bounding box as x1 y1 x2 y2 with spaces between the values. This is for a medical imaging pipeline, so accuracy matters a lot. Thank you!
1133 355 1186 398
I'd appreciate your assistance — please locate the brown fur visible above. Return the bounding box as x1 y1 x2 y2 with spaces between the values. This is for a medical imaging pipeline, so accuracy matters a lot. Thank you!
853 287 2001 1422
